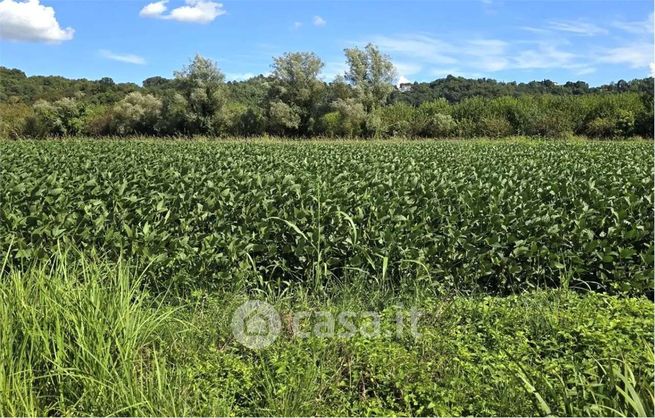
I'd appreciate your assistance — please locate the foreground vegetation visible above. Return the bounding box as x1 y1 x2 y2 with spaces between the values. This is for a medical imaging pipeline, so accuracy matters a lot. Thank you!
1 253 652 416
1 139 653 415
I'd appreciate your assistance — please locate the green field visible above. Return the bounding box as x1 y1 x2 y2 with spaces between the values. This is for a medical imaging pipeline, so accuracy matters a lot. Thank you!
1 139 653 415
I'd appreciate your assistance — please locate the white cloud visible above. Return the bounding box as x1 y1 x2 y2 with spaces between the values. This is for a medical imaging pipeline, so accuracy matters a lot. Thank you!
140 0 225 24
596 42 654 69
371 34 458 65
477 56 509 71
612 13 654 35
313 15 326 27
464 39 509 71
364 15 652 81
370 35 513 75
519 26 550 35
574 66 596 76
650 62 655 77
169 0 224 23
394 62 422 76
394 63 421 87
99 49 146 65
546 19 608 36
466 39 508 55
514 43 577 69
139 0 168 18
0 0 74 42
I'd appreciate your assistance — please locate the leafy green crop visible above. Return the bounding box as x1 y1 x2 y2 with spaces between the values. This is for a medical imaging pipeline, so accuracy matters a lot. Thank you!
1 140 652 295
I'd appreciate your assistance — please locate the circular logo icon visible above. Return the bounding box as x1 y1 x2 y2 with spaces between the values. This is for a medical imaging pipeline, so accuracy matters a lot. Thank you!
231 300 281 349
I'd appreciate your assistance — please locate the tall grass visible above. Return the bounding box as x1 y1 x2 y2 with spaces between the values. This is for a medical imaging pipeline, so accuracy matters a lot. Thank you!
0 252 181 416
1 250 652 416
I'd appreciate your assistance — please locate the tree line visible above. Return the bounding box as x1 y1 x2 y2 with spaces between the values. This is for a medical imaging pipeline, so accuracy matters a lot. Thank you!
1 44 652 139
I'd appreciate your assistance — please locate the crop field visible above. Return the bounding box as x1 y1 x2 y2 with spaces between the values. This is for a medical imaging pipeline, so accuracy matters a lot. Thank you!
1 139 653 416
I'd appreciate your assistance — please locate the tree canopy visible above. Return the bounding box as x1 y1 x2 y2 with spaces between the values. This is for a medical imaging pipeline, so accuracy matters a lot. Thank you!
0 45 652 139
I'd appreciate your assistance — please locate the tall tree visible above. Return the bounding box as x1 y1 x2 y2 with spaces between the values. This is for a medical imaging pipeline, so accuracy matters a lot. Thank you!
268 52 325 135
344 43 397 112
174 54 226 134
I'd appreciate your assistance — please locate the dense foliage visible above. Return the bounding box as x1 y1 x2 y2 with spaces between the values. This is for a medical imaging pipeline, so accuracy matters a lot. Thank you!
391 75 654 104
1 47 652 139
1 139 653 415
1 140 652 295
2 255 652 415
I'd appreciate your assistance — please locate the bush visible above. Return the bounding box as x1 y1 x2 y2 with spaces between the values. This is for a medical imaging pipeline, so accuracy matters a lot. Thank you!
586 117 619 138
111 92 162 136
0 102 31 139
420 113 458 137
157 92 189 135
83 105 113 136
582 94 644 138
268 101 301 135
26 97 86 137
378 102 416 137
320 111 341 137
479 116 513 138
331 98 367 137
526 111 573 138
414 100 457 137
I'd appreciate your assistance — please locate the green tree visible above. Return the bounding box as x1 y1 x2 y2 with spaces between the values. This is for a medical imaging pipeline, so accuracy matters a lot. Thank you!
344 44 397 112
27 97 86 136
320 98 366 137
157 92 190 135
174 54 226 134
268 100 301 135
111 92 162 135
268 52 325 135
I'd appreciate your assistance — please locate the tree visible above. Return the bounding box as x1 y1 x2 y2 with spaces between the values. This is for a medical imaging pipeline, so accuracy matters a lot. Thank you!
268 100 301 134
98 77 115 86
143 76 173 89
174 54 226 134
111 92 162 135
157 92 189 135
320 98 366 137
344 43 397 112
268 52 325 135
28 97 85 136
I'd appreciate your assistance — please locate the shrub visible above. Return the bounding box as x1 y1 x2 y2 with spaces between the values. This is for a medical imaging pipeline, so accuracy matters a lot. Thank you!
479 116 513 138
420 113 458 137
331 98 367 137
26 97 86 137
111 92 162 136
83 105 113 136
378 102 416 137
0 102 31 139
586 117 618 138
268 101 301 135
526 111 573 138
320 111 341 137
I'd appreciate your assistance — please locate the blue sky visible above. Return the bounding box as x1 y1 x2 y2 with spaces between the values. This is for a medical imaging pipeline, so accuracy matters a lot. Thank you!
0 0 652 86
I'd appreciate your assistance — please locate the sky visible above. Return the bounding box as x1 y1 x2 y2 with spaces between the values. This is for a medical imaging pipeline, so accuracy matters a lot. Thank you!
0 0 652 86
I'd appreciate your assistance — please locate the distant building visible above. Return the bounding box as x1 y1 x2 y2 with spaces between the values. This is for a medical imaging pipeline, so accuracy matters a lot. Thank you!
398 82 413 92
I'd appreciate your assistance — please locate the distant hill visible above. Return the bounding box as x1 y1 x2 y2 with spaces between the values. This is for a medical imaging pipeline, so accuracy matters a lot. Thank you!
390 75 654 105
2 66 652 107
0 67 140 105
